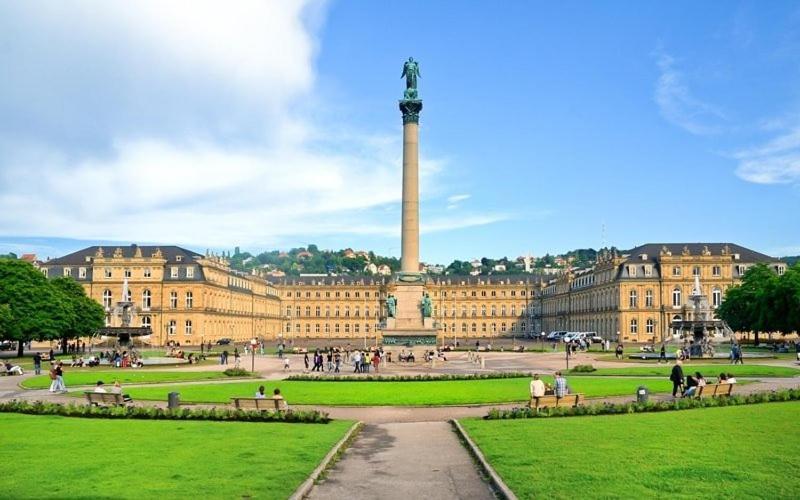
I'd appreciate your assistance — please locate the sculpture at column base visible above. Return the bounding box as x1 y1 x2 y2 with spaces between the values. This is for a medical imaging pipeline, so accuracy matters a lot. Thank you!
396 271 425 283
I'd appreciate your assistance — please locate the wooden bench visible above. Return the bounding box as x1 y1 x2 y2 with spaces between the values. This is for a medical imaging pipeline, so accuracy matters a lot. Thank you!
231 397 289 413
695 383 734 398
529 393 584 410
84 392 129 407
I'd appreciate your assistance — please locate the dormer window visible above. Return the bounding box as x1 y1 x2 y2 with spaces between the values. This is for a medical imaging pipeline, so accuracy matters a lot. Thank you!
78 267 86 279
171 267 179 278
63 267 71 277
176 255 183 262
186 267 194 278
644 265 652 277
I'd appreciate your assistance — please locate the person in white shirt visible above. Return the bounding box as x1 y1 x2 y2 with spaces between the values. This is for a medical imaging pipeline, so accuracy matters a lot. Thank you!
530 374 546 401
93 381 107 393
255 385 266 399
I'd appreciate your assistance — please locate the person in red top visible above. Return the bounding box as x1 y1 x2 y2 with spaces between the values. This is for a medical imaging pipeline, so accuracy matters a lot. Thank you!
372 352 381 373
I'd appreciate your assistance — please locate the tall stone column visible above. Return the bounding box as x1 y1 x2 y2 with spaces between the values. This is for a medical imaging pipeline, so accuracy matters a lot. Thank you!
399 99 422 274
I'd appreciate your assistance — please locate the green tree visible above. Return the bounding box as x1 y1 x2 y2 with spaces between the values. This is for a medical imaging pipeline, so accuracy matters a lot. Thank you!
50 277 105 353
0 259 72 356
717 263 779 344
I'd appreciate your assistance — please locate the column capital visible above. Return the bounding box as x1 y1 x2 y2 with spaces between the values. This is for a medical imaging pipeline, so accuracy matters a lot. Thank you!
399 99 423 124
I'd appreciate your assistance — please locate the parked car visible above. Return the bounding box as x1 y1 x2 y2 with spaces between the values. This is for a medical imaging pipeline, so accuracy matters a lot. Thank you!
0 340 16 351
215 338 232 346
546 331 567 341
588 332 604 344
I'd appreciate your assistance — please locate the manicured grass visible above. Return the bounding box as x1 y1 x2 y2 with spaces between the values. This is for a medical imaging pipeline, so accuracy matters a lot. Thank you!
460 402 800 499
21 370 241 389
0 413 352 499
572 364 799 378
124 376 679 406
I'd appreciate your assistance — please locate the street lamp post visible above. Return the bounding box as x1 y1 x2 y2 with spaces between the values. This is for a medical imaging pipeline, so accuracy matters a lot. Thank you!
250 338 257 373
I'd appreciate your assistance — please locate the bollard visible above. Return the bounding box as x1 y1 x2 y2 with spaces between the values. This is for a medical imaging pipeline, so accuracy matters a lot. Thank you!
480 357 485 369
636 386 649 404
168 391 180 410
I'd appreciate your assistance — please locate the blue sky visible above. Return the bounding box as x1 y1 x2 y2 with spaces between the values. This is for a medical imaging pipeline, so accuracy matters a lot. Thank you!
1 1 799 263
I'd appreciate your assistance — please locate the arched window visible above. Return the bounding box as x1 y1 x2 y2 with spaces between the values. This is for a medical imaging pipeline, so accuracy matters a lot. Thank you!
315 306 321 317
481 305 487 316
102 289 112 309
344 323 350 334
142 289 151 310
185 320 192 335
491 305 497 317
461 306 467 317
471 306 477 317
630 318 638 334
471 323 477 333
305 323 310 334
712 287 722 308
629 290 638 308
672 287 682 307
646 318 654 334
461 323 467 333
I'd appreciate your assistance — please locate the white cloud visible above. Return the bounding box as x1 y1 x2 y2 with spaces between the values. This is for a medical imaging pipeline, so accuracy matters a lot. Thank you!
734 127 800 184
0 1 507 248
654 51 727 135
446 193 471 210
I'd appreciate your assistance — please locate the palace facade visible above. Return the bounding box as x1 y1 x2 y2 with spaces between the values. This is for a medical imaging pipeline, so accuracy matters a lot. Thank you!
38 242 782 346
40 245 283 346
539 243 785 343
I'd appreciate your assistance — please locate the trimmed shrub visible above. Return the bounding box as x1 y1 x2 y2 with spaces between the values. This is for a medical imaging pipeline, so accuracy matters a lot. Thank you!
570 364 596 373
0 400 330 424
223 368 251 377
483 389 800 420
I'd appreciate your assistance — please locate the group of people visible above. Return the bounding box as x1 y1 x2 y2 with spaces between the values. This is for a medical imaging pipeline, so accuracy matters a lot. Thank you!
529 372 570 400
254 385 285 402
48 361 67 393
729 344 745 364
93 380 132 402
69 355 101 367
669 360 738 397
306 349 342 372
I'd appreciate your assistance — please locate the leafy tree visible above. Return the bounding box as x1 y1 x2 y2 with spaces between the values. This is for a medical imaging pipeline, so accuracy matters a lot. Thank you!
717 264 780 344
50 277 105 353
0 259 71 356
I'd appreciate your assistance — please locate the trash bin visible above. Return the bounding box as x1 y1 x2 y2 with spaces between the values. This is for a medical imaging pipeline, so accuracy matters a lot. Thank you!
636 386 649 404
168 392 180 410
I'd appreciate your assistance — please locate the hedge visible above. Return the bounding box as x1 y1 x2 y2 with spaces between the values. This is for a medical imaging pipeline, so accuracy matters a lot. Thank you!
0 400 330 423
286 372 533 382
484 389 800 420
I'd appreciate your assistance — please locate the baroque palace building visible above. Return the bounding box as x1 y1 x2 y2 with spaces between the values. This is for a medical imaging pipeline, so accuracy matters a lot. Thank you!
38 242 782 346
40 245 283 346
539 243 785 343
268 275 539 345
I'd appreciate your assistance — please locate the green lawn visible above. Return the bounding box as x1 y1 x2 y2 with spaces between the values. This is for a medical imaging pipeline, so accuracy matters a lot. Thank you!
572 364 799 378
460 402 800 499
123 376 679 406
0 413 352 499
21 370 242 389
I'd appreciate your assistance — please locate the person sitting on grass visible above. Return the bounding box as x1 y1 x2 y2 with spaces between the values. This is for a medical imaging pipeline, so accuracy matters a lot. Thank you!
255 385 266 399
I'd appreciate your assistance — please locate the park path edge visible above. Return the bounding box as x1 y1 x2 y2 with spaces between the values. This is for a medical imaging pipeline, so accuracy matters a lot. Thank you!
289 420 363 500
451 419 518 500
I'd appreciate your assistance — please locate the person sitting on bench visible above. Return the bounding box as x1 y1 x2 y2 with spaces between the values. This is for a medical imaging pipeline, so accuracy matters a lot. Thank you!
3 361 23 375
110 381 133 402
94 381 107 393
255 385 266 399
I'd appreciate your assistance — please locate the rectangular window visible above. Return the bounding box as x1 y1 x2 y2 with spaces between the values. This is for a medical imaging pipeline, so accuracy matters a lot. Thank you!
644 265 652 277
712 266 721 277
78 267 87 279
124 268 131 278
170 292 178 309
42 268 48 277
186 267 194 278
63 267 71 277
105 268 112 278
143 268 151 278
170 267 178 278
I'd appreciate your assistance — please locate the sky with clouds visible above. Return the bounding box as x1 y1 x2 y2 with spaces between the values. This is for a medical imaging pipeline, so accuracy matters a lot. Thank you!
1 1 799 262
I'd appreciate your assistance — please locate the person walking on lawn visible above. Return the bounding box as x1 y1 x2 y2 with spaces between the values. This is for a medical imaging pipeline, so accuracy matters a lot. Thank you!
670 360 684 398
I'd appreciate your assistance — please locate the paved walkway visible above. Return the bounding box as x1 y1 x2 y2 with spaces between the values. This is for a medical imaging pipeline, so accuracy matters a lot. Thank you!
307 421 495 500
